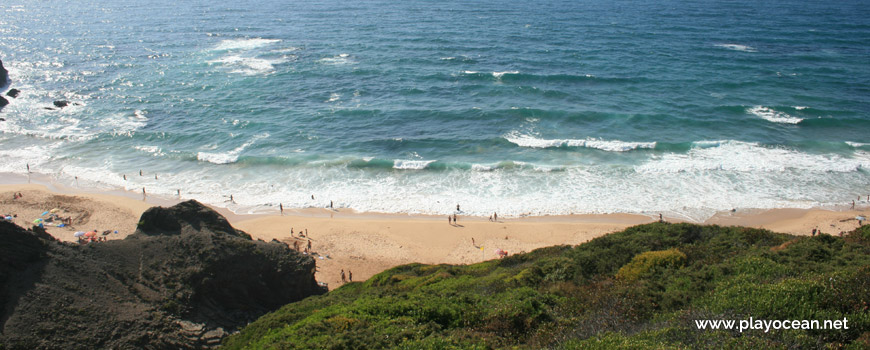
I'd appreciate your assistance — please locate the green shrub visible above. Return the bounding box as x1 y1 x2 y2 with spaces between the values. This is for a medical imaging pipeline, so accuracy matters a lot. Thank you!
616 248 687 281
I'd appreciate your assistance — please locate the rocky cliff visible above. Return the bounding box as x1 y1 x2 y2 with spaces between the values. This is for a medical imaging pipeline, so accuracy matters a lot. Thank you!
0 200 325 349
0 58 7 87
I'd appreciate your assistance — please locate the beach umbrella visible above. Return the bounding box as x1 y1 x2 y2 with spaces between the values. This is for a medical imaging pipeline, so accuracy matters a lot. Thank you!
494 248 504 255
74 231 86 237
41 211 50 216
857 216 866 221
33 218 43 224
50 208 61 213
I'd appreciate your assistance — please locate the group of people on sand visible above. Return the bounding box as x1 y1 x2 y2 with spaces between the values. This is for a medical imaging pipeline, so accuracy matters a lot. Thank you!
340 269 353 283
290 227 313 253
76 229 116 244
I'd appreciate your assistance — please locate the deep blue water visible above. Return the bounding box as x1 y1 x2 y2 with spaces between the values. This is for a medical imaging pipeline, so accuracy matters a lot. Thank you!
1 0 869 220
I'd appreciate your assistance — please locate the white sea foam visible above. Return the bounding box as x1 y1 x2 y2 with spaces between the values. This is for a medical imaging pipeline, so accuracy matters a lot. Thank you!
209 55 286 75
134 145 165 157
325 93 340 102
504 132 656 152
492 71 519 78
793 106 810 110
847 141 869 148
636 140 869 173
318 54 353 65
212 38 281 51
471 164 495 172
393 159 436 170
747 106 803 124
715 43 757 52
196 133 269 164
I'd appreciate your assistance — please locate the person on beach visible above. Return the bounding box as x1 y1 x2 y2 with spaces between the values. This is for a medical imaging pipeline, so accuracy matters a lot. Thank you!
494 212 497 222
330 200 333 209
123 174 126 180
812 228 817 236
307 239 312 251
177 189 180 196
154 174 158 180
340 269 346 283
305 228 308 237
453 214 458 225
311 195 315 200
279 203 284 215
290 228 294 237
139 170 142 176
142 188 146 197
489 215 492 222
348 270 353 282
293 241 299 251
852 200 855 209
448 216 452 225
26 163 30 173
456 204 460 211
659 213 663 223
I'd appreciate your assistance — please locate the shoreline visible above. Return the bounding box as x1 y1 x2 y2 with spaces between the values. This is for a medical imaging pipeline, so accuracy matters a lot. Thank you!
2 175 868 290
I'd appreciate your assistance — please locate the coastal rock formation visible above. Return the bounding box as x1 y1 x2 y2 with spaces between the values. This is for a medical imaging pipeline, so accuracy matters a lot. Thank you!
0 96 7 109
0 58 7 87
6 89 19 98
52 100 69 108
0 200 325 349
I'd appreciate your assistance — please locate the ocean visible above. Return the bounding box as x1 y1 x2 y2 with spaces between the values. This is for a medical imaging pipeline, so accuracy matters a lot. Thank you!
1 0 868 221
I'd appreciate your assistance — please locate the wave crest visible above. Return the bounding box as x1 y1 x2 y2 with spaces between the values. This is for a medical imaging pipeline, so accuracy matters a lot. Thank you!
504 132 656 152
748 106 803 124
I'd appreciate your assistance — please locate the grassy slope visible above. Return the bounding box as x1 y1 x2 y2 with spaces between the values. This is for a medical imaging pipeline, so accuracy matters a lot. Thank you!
224 223 870 349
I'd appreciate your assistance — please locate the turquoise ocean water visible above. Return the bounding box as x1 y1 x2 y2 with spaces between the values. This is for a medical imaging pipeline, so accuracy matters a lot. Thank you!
1 0 869 220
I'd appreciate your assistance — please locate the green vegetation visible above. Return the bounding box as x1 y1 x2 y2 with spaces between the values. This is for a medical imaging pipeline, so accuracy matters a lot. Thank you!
224 223 870 349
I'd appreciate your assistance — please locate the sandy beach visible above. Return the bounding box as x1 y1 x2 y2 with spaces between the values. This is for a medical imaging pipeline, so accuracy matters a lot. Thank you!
2 179 867 290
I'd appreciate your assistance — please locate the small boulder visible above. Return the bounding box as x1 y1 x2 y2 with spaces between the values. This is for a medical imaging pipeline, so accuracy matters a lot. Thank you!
6 88 20 98
0 95 8 108
53 100 70 108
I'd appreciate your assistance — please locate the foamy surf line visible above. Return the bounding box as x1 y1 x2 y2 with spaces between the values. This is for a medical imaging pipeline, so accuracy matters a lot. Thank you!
211 38 282 51
2 136 868 222
504 133 656 152
196 133 270 164
748 106 803 124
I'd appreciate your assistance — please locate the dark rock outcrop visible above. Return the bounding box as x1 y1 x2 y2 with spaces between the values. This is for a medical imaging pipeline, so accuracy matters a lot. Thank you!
0 96 7 109
0 200 325 349
52 100 69 108
0 58 7 88
6 89 19 98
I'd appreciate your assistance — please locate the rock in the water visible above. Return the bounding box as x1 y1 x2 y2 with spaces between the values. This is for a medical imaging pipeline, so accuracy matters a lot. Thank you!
6 88 20 98
0 96 8 108
0 200 325 349
0 58 8 87
53 100 70 108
